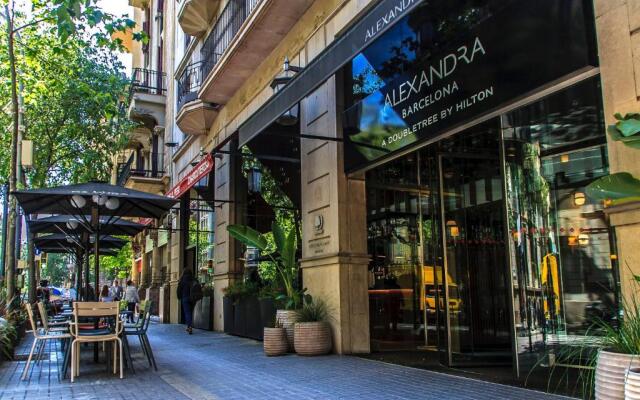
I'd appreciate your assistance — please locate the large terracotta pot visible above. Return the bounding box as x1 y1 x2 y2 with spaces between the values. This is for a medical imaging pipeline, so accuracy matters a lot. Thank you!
626 368 640 399
275 310 296 351
293 322 332 356
263 327 288 357
595 350 640 400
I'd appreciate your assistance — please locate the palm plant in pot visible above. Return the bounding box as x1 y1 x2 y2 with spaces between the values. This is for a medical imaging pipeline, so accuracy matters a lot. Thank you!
294 297 332 356
227 222 304 350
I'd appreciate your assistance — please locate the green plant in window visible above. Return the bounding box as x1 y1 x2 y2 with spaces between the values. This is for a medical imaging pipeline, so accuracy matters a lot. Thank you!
227 222 304 310
586 172 640 206
608 113 640 149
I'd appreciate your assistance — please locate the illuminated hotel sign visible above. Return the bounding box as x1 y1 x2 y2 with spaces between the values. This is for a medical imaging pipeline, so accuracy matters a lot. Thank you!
343 0 597 172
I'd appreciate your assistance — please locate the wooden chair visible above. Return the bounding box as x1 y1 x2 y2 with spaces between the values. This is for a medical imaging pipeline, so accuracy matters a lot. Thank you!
22 304 72 380
69 302 123 382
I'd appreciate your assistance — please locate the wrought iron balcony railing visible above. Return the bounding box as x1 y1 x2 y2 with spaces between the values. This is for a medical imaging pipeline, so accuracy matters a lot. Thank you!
200 0 262 81
131 68 167 96
116 152 165 186
177 61 204 110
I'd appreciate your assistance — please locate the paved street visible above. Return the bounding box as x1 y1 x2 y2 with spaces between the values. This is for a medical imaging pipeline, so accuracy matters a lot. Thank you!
0 324 571 400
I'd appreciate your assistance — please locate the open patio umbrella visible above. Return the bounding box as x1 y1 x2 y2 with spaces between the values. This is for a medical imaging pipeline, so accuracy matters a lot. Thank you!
14 181 177 300
14 182 176 219
28 215 146 236
33 233 127 252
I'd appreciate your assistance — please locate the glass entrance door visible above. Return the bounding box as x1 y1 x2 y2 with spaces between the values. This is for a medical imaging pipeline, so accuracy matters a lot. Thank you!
438 120 513 366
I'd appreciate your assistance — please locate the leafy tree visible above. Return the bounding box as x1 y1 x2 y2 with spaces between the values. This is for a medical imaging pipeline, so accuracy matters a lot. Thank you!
40 253 70 287
100 242 132 281
0 0 144 302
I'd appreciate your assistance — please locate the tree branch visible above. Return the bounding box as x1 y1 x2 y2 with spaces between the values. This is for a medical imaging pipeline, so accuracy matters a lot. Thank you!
13 18 49 34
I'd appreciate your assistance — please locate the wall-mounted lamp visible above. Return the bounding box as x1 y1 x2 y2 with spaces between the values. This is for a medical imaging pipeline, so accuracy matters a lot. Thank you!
560 154 570 163
446 220 459 238
271 57 302 126
247 166 262 194
578 233 589 246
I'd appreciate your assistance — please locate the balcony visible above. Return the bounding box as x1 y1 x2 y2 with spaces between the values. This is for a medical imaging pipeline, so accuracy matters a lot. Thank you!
117 152 167 194
128 0 149 9
198 0 314 105
128 68 167 127
177 61 219 136
178 0 221 37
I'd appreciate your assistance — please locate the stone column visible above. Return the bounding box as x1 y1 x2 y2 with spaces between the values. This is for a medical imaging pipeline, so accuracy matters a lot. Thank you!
140 242 150 294
299 77 370 354
595 0 640 300
147 232 161 315
212 140 243 332
169 212 183 324
131 238 140 285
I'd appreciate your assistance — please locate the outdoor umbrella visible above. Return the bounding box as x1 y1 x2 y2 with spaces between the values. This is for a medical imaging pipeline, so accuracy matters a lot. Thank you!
28 215 146 236
33 233 127 252
14 181 177 300
13 182 176 219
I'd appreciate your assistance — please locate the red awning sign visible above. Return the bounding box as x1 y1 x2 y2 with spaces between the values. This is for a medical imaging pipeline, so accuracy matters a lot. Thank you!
166 153 214 199
138 153 214 226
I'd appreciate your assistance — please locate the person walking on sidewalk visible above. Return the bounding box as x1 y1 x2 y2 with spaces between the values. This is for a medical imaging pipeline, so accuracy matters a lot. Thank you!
124 280 140 323
177 269 202 334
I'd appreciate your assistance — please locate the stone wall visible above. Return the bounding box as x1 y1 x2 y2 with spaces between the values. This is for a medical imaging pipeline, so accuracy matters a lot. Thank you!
595 0 640 299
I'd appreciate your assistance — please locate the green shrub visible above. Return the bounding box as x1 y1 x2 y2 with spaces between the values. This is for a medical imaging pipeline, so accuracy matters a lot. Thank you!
294 298 330 323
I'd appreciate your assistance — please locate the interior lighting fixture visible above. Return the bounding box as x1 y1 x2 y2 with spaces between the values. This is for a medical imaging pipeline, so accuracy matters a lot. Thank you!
573 191 586 206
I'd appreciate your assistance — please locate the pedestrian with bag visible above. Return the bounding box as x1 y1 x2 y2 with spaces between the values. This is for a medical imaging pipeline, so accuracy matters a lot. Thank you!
177 269 202 334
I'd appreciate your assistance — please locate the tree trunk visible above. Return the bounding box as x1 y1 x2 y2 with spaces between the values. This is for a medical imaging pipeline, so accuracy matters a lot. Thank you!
4 4 19 305
27 233 35 303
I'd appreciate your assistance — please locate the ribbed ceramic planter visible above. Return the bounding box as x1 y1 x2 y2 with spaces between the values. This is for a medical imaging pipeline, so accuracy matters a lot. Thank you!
275 310 296 351
263 327 288 357
595 350 640 400
293 322 332 356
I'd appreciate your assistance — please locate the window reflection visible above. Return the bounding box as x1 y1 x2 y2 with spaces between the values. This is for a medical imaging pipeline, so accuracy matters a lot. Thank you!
502 77 617 375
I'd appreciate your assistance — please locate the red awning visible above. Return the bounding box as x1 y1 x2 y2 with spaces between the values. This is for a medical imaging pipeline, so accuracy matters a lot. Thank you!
138 153 214 226
166 153 214 199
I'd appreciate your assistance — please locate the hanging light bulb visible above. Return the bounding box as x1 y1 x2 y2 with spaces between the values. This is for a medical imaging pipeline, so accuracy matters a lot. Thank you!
65 235 74 243
70 194 86 208
105 197 120 210
66 220 79 230
89 234 96 244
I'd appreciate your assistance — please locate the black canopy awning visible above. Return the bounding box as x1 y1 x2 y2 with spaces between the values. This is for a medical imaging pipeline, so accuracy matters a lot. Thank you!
33 233 127 252
14 182 177 219
28 215 146 236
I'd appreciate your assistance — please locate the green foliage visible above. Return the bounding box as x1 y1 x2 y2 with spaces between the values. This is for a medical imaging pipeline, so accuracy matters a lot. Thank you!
586 172 640 206
40 253 70 287
222 280 259 303
100 242 133 280
0 14 134 186
0 321 17 360
608 113 640 149
227 221 303 310
294 297 330 323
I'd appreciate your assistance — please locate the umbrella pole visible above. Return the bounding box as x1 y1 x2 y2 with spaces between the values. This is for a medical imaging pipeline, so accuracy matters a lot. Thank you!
93 207 100 300
84 235 90 300
75 249 81 301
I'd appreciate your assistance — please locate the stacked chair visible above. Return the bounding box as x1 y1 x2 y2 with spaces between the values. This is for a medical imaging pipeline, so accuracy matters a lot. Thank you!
22 304 72 380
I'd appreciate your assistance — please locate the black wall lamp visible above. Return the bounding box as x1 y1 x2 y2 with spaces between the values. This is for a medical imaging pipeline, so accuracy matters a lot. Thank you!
271 57 302 126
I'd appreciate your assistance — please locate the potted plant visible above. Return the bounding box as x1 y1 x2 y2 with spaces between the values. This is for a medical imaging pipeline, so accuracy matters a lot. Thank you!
293 298 332 356
263 317 288 357
594 274 640 400
228 222 304 350
626 368 640 399
193 284 214 330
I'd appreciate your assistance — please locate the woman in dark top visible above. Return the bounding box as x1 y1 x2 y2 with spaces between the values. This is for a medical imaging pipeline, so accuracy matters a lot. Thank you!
177 269 194 334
